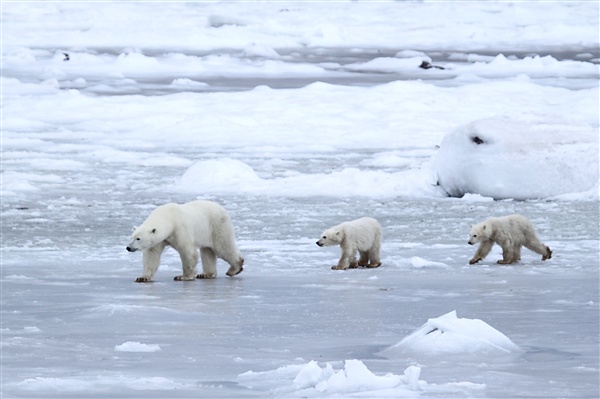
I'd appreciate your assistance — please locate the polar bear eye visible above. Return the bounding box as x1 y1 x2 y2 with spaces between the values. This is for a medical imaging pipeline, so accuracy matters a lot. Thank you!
136 237 141 241
322 236 326 239
473 235 477 238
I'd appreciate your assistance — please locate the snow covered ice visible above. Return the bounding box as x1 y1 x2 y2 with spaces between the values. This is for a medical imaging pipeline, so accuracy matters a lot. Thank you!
1 2 599 398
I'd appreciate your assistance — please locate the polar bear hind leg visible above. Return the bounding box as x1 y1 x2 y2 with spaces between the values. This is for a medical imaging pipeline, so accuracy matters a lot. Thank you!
223 254 244 277
357 251 369 267
525 238 552 261
367 240 382 268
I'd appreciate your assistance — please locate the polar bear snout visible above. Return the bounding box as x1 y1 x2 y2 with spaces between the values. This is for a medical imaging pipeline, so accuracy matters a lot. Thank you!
468 241 474 245
316 241 324 247
126 246 137 252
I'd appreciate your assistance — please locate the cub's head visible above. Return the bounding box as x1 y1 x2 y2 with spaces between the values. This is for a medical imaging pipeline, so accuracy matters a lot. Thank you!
468 222 490 245
126 226 158 252
316 227 343 247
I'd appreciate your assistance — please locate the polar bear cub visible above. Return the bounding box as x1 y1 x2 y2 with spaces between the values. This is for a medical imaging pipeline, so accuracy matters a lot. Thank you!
468 214 552 265
126 200 244 282
316 217 382 270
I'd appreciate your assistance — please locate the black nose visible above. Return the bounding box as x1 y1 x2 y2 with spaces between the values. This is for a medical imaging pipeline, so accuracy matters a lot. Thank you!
468 242 473 245
126 246 133 252
316 242 323 247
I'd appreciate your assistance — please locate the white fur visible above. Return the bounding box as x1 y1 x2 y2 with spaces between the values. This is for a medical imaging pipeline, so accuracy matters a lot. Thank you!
316 217 382 270
126 200 244 282
468 214 552 265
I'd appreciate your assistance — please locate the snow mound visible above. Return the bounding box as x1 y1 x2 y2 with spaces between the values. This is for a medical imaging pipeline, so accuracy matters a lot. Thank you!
238 360 422 396
434 115 599 200
114 341 161 353
179 158 262 191
178 158 434 198
380 311 521 357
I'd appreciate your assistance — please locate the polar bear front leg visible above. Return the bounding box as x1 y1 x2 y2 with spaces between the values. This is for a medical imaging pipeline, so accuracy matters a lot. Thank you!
196 247 217 279
136 242 166 283
174 247 199 281
332 246 355 270
469 240 493 265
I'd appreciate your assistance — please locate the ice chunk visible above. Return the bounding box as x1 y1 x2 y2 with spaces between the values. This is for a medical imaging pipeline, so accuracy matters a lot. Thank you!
381 310 521 356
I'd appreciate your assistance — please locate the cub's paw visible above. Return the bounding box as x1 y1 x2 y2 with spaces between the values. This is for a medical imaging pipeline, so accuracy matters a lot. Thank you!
497 259 515 265
135 276 151 283
367 262 382 268
331 265 348 271
469 258 481 265
196 273 216 279
174 275 195 281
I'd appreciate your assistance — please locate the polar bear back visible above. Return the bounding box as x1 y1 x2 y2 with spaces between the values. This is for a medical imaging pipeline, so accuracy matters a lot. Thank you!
340 217 382 250
486 214 538 244
179 200 236 248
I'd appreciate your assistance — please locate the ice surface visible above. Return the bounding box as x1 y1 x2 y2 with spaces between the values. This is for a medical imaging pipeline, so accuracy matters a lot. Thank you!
1 2 599 398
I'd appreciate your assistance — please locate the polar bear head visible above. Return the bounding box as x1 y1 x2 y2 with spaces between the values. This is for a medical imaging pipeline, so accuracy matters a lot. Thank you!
126 226 159 252
316 227 343 247
468 222 491 245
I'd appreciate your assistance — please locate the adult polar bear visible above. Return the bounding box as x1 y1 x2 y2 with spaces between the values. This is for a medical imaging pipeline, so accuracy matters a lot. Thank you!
468 214 552 265
316 217 382 270
126 200 244 282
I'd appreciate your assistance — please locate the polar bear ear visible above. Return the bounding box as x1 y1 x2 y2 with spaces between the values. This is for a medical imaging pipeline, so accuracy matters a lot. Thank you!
151 228 156 233
482 225 486 230
132 225 137 232
336 231 341 236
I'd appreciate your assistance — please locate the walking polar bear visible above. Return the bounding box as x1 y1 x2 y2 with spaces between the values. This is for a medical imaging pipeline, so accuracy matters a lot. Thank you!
316 217 382 270
126 200 244 282
468 214 552 265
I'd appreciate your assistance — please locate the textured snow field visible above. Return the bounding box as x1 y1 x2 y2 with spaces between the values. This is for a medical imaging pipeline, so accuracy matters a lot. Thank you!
2 1 599 398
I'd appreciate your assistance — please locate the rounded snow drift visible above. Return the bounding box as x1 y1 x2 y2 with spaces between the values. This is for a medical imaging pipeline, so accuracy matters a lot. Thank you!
434 115 598 200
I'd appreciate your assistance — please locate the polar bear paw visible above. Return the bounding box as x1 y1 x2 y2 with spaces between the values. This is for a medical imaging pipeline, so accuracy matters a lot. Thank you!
497 259 516 265
135 276 152 283
226 267 243 277
196 273 216 279
331 265 348 270
367 262 382 268
542 246 552 261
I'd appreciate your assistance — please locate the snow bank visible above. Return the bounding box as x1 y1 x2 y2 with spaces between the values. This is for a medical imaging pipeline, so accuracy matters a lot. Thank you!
380 311 521 357
238 359 422 397
435 115 599 200
177 158 436 198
